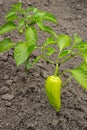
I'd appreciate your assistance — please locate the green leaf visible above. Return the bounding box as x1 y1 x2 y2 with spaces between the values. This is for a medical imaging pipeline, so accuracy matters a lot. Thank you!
6 11 17 21
70 66 87 90
25 55 41 70
11 2 22 11
43 37 56 47
28 10 45 23
74 34 82 44
57 34 71 52
37 21 57 37
25 26 37 45
46 47 56 56
14 41 36 66
78 42 87 50
27 6 36 12
59 50 70 58
43 12 57 24
14 42 30 65
27 44 36 53
82 49 87 63
6 11 15 18
34 9 57 24
25 62 32 70
0 38 14 52
77 42 87 63
17 19 25 30
33 56 41 64
34 10 46 20
0 22 16 35
80 62 87 71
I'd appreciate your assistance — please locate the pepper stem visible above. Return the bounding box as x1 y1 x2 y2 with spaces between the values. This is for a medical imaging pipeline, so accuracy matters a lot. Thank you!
54 64 59 76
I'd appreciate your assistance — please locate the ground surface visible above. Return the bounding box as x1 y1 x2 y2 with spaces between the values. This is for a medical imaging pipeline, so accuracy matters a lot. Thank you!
0 0 87 130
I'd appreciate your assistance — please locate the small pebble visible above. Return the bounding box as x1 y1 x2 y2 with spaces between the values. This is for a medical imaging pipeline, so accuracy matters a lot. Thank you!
6 80 13 85
0 87 9 95
5 101 12 107
40 71 48 79
2 94 14 101
4 75 9 80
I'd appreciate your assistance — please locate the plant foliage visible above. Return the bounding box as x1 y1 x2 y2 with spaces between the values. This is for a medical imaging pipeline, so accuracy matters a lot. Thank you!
0 2 87 112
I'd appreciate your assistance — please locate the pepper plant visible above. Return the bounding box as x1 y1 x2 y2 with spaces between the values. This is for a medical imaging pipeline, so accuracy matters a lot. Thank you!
0 2 87 112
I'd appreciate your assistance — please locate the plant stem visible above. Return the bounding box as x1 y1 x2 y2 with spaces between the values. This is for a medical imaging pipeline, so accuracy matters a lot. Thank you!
54 64 59 76
59 53 78 66
62 76 72 88
60 69 70 77
42 56 55 64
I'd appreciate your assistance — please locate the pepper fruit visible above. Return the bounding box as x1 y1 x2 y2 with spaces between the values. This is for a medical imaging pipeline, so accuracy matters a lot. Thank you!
45 75 62 112
19 29 23 34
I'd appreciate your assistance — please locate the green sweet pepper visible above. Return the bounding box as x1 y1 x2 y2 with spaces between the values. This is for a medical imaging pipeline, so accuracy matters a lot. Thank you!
45 75 62 112
45 64 62 112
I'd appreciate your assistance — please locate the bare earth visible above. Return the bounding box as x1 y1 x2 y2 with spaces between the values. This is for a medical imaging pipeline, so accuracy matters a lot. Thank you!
0 0 87 130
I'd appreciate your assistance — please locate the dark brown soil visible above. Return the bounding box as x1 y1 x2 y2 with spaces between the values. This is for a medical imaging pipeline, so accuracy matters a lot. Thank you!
0 0 87 130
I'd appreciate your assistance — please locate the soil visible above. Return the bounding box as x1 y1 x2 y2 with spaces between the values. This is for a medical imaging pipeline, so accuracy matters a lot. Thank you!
0 0 87 130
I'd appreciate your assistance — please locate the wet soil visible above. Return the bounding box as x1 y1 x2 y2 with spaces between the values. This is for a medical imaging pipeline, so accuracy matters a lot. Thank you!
0 0 87 130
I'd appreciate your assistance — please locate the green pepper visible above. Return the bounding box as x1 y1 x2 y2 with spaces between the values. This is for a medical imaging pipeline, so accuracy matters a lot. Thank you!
19 29 23 34
45 75 62 112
